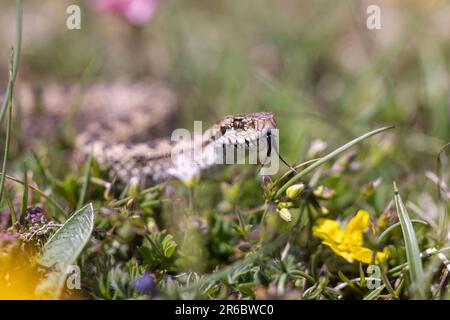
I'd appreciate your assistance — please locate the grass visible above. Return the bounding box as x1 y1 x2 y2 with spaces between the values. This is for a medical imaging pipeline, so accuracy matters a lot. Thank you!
0 53 14 206
0 0 21 124
393 182 426 299
274 125 394 198
0 0 22 208
0 0 449 300
77 154 92 210
20 162 28 223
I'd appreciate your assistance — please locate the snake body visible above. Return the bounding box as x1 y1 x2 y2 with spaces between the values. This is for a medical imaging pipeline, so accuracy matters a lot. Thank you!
78 111 277 186
12 81 277 187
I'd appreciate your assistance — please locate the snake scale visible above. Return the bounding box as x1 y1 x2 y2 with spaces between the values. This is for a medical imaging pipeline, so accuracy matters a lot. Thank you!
11 80 277 187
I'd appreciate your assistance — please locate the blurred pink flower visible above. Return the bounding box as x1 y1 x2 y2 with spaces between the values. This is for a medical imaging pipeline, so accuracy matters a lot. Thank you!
91 0 160 25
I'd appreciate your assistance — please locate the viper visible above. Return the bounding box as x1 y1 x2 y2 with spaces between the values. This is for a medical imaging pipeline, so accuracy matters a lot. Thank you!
13 81 283 187
78 111 278 186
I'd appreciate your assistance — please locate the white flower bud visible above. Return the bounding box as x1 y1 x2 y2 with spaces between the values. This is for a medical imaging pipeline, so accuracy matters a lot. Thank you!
278 208 292 222
286 183 305 199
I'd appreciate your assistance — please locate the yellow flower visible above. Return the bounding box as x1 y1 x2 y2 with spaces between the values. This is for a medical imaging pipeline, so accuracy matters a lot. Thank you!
0 244 46 299
313 210 388 264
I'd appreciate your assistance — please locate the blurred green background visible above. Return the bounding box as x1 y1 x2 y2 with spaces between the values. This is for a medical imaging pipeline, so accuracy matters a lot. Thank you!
0 0 449 204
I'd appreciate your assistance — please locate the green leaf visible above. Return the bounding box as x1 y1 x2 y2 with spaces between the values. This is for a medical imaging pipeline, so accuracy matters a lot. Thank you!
162 234 177 258
162 234 174 248
237 283 255 298
164 244 177 258
393 182 426 299
363 284 385 300
35 203 94 299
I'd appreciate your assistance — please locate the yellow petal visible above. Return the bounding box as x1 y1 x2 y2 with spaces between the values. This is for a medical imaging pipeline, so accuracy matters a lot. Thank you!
313 219 342 243
351 247 375 264
321 241 354 263
346 210 369 234
312 210 389 265
351 246 388 264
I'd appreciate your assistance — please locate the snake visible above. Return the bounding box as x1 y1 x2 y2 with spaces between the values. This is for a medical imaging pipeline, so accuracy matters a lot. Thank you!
79 111 277 186
12 80 278 187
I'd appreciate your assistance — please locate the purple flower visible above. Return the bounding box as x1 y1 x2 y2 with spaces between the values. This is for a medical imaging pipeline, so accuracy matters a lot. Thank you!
91 0 160 25
25 207 48 226
132 272 157 295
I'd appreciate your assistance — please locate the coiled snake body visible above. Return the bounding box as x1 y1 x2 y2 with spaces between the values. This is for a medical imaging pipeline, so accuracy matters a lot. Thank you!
79 111 276 186
13 81 277 187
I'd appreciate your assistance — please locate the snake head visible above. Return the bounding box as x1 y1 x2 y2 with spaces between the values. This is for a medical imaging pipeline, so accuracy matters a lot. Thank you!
219 112 276 135
212 111 277 149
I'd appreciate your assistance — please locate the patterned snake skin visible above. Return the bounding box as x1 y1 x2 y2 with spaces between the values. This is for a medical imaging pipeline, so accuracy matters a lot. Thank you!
11 81 276 187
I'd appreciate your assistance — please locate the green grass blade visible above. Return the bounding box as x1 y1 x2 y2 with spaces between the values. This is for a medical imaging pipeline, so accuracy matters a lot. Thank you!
363 284 385 300
377 219 428 245
77 154 93 210
0 173 66 220
0 53 15 206
20 162 28 223
275 126 394 198
0 0 22 206
393 182 426 299
359 263 366 288
0 0 22 124
338 271 362 292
